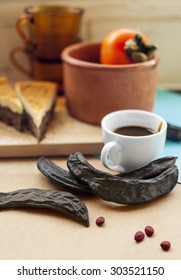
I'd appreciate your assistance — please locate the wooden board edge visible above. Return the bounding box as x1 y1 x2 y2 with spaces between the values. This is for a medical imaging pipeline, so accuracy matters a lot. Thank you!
0 142 103 158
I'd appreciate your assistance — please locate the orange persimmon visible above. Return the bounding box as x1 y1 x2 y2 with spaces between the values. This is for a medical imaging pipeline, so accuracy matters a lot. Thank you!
100 28 149 65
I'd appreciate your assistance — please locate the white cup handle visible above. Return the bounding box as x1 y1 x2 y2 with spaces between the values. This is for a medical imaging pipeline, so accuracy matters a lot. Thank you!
100 141 125 172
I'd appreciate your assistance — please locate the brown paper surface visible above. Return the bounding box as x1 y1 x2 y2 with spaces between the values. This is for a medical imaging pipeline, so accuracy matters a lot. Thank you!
0 156 180 260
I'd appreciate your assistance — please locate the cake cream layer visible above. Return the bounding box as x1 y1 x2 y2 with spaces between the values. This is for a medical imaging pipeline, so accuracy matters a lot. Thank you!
15 81 57 128
0 77 23 114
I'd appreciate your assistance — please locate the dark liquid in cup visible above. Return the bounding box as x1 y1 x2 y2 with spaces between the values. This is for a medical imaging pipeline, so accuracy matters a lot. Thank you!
114 126 155 136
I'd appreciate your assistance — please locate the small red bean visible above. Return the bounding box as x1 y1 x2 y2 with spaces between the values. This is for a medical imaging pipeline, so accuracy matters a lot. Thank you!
96 216 105 226
145 226 154 237
134 231 145 243
160 241 171 251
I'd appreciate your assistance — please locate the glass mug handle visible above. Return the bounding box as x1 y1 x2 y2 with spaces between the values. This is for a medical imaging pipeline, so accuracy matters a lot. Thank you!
9 47 32 77
100 141 125 172
16 13 33 45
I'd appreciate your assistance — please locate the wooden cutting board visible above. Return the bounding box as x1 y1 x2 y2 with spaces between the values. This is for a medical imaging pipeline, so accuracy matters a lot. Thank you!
0 98 103 158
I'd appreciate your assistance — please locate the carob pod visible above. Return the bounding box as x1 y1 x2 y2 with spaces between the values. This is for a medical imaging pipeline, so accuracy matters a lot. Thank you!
118 156 177 179
37 156 177 195
167 123 181 141
67 152 178 205
0 188 89 227
37 156 92 194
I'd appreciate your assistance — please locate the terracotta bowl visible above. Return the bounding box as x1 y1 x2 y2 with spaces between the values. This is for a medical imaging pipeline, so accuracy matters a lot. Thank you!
61 41 159 125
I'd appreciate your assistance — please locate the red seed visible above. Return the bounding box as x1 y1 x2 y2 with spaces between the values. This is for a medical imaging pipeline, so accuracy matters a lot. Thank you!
134 231 145 243
145 226 154 237
96 216 105 226
160 241 171 251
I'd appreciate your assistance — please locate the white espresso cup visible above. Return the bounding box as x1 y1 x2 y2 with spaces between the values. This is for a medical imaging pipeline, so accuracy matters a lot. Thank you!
101 109 167 173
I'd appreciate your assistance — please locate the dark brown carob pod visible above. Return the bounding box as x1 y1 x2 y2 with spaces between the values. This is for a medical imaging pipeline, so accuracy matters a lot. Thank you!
0 188 89 227
67 152 178 205
37 156 178 195
167 123 181 141
118 156 177 179
37 156 92 194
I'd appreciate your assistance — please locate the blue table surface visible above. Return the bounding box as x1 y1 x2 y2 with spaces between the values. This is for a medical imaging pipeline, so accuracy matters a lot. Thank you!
154 88 181 182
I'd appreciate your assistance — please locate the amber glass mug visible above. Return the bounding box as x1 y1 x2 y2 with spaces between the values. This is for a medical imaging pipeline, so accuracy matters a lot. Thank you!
12 6 84 92
10 46 63 84
16 6 84 60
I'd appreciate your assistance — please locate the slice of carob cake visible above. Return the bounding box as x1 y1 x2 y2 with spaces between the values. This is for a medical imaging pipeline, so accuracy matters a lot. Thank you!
0 76 23 131
15 81 58 141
